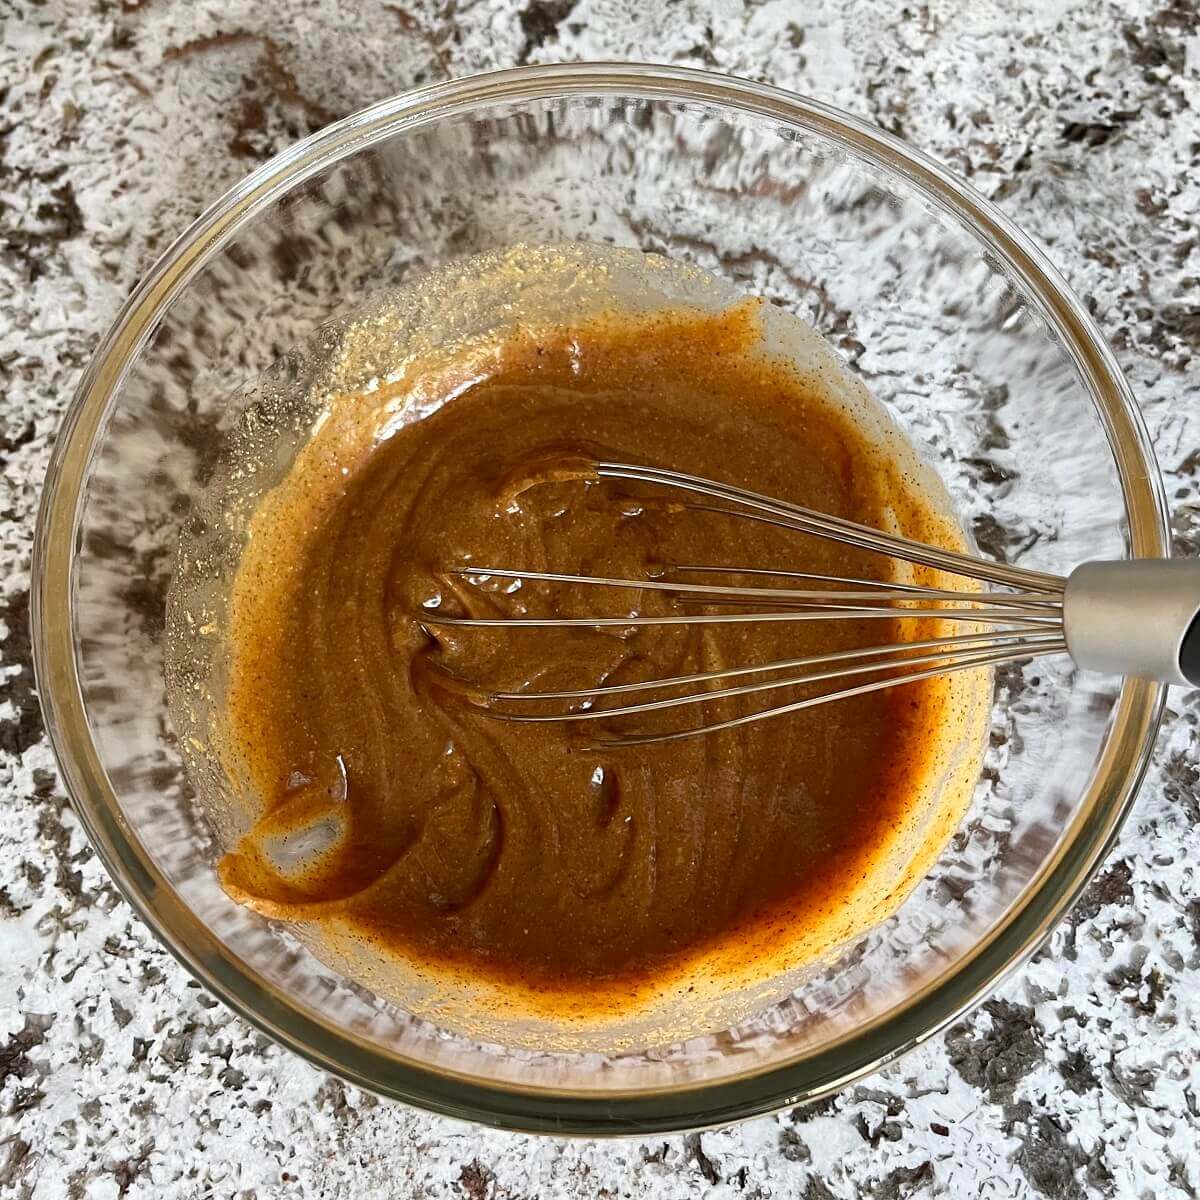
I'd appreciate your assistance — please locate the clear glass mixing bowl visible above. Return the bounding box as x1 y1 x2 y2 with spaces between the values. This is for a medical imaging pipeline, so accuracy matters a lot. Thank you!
32 64 1168 1133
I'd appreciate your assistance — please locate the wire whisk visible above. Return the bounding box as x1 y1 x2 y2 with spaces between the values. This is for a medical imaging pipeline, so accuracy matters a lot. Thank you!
422 462 1200 745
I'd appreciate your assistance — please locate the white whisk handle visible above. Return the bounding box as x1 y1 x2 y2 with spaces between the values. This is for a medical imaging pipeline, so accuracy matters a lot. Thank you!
1064 559 1200 688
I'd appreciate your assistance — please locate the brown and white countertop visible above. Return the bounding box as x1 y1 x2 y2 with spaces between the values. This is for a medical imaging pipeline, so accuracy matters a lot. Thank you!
1 1 1198 1196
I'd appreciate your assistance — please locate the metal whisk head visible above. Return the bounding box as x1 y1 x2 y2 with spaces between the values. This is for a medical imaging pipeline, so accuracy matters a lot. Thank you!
422 462 1199 745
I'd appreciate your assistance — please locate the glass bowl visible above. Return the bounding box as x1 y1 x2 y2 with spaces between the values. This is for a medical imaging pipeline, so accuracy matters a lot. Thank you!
32 64 1168 1134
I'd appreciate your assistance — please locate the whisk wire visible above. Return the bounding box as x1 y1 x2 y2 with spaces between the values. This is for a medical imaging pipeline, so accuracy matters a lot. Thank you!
488 629 1064 702
487 639 1065 725
593 461 1064 592
450 566 1064 608
587 642 1069 748
425 606 1061 629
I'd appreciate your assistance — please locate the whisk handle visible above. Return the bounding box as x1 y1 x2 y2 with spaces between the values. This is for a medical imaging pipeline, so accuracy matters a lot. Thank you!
1064 560 1200 688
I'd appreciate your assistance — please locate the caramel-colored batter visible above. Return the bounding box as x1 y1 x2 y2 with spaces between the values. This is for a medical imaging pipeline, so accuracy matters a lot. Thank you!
217 300 962 1013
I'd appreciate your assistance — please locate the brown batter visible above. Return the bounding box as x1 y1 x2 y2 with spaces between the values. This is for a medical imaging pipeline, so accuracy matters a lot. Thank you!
216 299 963 1012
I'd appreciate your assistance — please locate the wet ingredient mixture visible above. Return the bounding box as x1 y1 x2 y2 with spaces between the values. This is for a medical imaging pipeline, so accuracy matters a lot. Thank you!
216 299 961 1010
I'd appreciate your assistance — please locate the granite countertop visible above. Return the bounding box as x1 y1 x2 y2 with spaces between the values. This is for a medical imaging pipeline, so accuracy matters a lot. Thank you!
2 1 1198 1196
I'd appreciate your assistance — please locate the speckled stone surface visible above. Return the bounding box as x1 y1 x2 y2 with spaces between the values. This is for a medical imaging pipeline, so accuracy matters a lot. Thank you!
2 1 1199 1196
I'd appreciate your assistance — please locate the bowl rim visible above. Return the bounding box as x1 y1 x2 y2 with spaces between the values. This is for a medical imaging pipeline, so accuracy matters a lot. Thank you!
32 61 1168 1135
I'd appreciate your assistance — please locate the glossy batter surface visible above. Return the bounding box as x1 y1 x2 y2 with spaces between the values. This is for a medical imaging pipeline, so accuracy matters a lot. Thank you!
218 302 951 997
